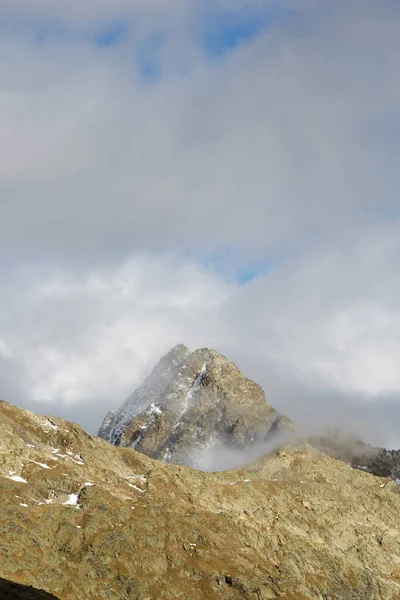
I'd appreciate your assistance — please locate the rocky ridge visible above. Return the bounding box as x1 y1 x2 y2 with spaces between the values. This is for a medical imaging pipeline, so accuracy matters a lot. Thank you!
310 429 400 482
1 399 400 599
98 345 292 469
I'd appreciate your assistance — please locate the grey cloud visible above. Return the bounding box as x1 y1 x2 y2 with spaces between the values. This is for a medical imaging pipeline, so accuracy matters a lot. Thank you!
0 1 399 450
0 0 272 22
0 1 399 264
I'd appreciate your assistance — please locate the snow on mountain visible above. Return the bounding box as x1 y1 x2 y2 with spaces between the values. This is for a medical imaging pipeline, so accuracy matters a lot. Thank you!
99 344 191 444
98 345 293 469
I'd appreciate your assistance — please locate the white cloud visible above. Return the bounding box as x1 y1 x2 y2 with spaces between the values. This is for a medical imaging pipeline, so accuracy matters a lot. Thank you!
0 338 14 359
1 227 400 447
0 1 399 446
1 255 232 404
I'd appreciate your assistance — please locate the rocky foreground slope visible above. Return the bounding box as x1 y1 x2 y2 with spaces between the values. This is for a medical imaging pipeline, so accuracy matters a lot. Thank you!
98 345 292 469
1 400 400 599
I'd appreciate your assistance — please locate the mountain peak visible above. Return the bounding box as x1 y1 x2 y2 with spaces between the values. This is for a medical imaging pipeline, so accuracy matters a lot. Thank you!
161 343 191 362
98 345 293 469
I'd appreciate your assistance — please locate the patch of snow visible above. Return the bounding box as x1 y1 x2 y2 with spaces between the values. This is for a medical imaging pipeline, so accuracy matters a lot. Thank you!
163 447 173 462
70 458 84 465
76 526 82 529
26 444 36 449
7 475 28 483
147 403 162 416
103 345 191 444
127 483 146 493
20 503 28 507
84 481 94 486
42 420 59 431
52 448 60 454
56 454 68 458
181 363 207 415
29 459 51 470
64 494 79 505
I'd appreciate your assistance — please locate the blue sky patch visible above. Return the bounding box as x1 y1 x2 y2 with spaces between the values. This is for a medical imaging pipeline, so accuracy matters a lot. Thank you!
199 247 275 285
92 21 127 47
202 2 285 58
1 16 128 48
1 3 289 84
236 260 274 285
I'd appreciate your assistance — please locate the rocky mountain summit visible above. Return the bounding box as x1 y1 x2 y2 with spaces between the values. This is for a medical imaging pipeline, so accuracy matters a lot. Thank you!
98 345 292 469
1 399 400 599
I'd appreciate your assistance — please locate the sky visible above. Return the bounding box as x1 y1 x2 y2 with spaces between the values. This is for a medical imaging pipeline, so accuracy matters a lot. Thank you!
0 0 400 448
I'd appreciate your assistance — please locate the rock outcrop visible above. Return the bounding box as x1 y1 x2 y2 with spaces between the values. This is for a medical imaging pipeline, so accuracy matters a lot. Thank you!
1 400 400 599
310 429 400 482
98 345 293 469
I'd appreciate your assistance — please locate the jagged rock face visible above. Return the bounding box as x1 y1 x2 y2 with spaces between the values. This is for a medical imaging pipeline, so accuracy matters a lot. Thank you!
98 344 191 443
98 345 292 468
1 400 400 600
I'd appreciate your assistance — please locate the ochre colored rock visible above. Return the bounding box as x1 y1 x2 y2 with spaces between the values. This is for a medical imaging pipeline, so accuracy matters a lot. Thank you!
1 399 400 599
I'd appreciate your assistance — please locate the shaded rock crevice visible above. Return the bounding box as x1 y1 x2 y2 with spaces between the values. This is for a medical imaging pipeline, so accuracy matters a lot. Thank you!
0 578 60 600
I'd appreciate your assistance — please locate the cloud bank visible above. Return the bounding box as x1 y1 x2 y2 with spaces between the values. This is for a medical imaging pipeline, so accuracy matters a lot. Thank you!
0 0 399 447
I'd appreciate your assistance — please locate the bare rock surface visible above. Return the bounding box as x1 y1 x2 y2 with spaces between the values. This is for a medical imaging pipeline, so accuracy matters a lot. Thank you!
1 400 400 599
98 345 293 469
